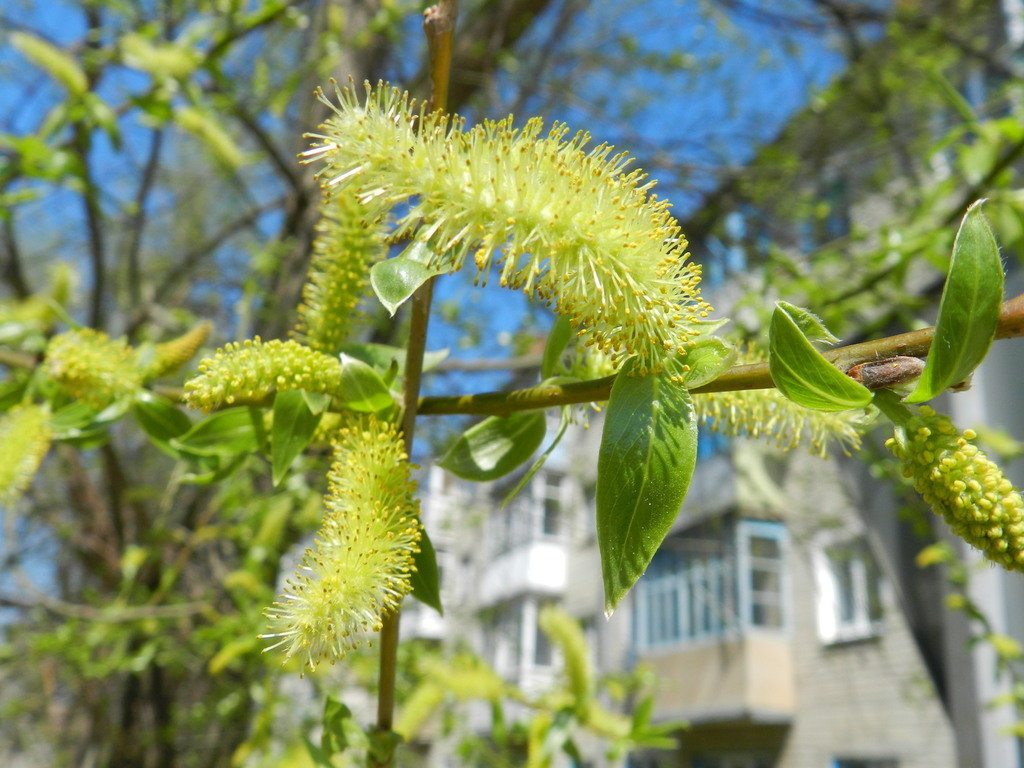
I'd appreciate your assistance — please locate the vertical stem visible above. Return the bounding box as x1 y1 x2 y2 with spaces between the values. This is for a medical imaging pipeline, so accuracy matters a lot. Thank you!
373 2 457 760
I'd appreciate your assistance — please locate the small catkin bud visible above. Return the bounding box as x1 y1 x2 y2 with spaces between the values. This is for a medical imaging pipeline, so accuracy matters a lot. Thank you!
0 404 52 505
183 338 344 412
294 191 384 354
146 321 213 378
261 415 421 670
46 329 142 409
887 406 1024 571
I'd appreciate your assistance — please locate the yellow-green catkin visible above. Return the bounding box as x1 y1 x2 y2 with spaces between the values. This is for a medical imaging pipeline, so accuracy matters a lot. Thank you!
261 416 421 669
184 338 343 411
695 344 867 455
303 82 712 375
0 404 52 505
294 191 384 354
886 406 1024 571
46 329 142 408
146 321 212 378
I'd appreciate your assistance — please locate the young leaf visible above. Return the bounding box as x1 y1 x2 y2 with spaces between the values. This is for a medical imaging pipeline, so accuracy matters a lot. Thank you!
336 342 448 376
271 390 323 486
438 411 546 481
906 201 1003 402
301 390 331 415
597 361 698 614
541 316 573 378
409 526 443 614
768 303 872 411
132 392 191 440
171 407 260 457
680 337 736 389
500 406 571 506
369 242 445 316
336 354 395 412
775 300 840 344
132 393 192 458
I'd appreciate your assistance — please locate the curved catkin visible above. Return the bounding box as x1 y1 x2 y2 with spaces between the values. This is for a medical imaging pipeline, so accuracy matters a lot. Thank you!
183 338 343 411
887 406 1024 570
46 329 142 408
261 416 421 669
147 321 213 378
302 82 712 375
695 344 868 455
294 191 385 354
0 404 52 505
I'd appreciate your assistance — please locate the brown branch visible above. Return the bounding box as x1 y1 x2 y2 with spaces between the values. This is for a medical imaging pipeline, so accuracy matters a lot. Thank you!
415 294 1024 416
124 128 165 313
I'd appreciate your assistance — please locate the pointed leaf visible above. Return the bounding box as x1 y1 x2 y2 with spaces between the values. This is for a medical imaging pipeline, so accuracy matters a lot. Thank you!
775 300 840 344
907 201 1004 402
501 406 571 506
171 407 259 457
769 303 872 411
680 337 736 389
337 354 395 412
132 392 191 441
542 317 573 378
410 526 443 614
336 342 448 375
301 390 330 415
271 390 323 486
369 242 444 315
597 362 698 614
438 411 546 481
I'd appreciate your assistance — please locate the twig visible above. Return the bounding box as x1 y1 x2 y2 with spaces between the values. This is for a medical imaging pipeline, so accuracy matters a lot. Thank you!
374 2 458 754
415 293 1024 416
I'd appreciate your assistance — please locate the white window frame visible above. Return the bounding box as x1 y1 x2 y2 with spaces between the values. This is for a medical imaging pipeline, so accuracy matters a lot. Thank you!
814 534 885 644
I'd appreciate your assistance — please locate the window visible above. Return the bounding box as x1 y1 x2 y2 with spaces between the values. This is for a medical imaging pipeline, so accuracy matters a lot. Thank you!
540 473 564 536
633 520 786 650
737 521 787 630
484 600 524 676
816 537 884 643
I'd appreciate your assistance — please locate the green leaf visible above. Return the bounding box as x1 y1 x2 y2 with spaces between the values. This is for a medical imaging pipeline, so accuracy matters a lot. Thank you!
409 526 443 614
500 406 571 506
680 337 736 389
906 201 1004 403
321 697 355 755
132 392 191 441
369 242 444 316
775 300 840 344
438 412 546 481
49 401 99 436
336 342 448 376
301 390 330 415
171 407 259 457
271 390 323 486
132 393 192 458
542 317 573 378
597 362 698 614
768 303 872 411
180 454 248 485
336 354 395 412
0 377 28 412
